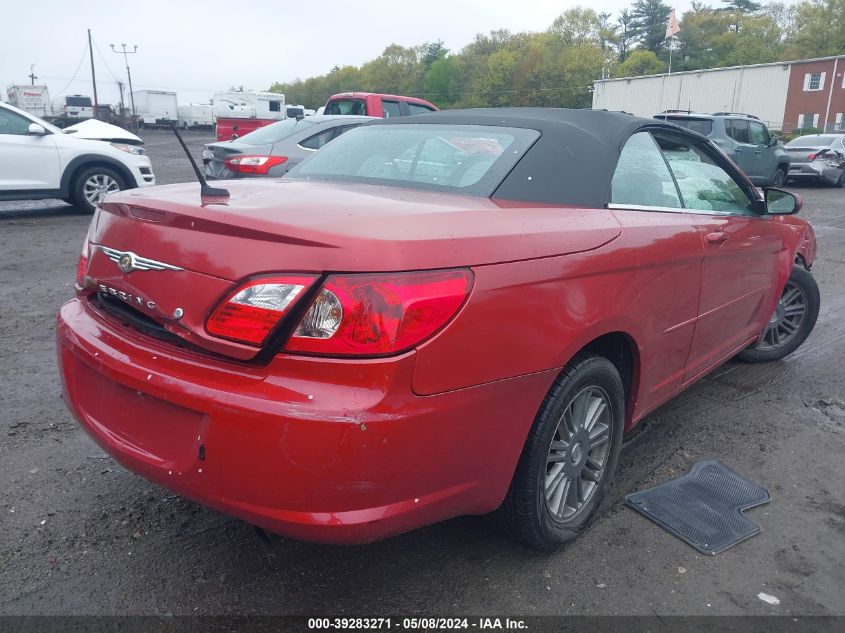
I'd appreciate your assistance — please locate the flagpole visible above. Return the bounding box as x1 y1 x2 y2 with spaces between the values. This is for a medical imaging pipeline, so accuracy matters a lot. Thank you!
668 36 673 78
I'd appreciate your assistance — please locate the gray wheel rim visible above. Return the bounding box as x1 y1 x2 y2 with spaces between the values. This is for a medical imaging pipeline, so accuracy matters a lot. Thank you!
755 280 807 351
773 170 785 186
83 174 120 206
544 386 612 520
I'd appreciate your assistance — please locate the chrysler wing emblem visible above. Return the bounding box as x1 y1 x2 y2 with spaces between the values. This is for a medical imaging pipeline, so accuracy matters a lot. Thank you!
100 246 183 274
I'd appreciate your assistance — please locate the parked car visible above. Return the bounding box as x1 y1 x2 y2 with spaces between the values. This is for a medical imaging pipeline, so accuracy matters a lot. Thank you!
0 101 154 213
784 134 845 187
324 92 437 118
202 115 375 179
58 108 818 549
654 111 790 187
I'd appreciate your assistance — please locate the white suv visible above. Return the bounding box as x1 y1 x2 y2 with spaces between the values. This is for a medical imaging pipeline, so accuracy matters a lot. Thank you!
0 101 155 213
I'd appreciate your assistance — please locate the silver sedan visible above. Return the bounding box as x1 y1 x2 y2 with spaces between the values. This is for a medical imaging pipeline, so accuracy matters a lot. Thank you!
202 115 375 179
785 134 845 187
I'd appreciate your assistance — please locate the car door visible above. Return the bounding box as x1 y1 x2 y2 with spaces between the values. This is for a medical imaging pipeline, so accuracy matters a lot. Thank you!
607 131 705 411
748 120 775 182
725 118 757 180
654 130 785 382
0 107 61 191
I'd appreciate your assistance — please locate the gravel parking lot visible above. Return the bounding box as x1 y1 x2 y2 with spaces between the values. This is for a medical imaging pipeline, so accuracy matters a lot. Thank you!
1 129 843 617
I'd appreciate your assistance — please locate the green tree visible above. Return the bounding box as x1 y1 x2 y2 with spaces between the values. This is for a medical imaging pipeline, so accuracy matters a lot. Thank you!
422 40 449 68
615 49 666 76
616 9 638 61
424 56 462 107
631 0 672 54
787 0 845 57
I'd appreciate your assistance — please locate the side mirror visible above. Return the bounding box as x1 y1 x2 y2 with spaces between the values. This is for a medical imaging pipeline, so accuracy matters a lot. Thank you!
28 123 47 136
765 187 801 215
768 134 779 147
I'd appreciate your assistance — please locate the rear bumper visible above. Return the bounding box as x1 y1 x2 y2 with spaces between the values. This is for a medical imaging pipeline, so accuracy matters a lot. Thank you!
56 298 553 544
788 162 842 184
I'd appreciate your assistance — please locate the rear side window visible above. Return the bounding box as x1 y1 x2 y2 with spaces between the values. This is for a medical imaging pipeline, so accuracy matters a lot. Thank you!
662 117 713 136
289 124 539 197
298 124 360 150
726 120 750 143
382 100 402 118
611 132 681 209
409 103 435 115
325 99 367 116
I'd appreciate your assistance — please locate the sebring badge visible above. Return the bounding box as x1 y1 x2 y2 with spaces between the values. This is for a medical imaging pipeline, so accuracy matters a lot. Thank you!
100 246 183 274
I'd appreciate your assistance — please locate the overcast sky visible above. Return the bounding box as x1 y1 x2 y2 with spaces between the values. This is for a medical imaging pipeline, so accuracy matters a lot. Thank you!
3 0 772 106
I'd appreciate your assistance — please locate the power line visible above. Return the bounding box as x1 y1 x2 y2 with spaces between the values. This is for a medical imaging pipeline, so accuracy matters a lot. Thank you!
54 44 89 95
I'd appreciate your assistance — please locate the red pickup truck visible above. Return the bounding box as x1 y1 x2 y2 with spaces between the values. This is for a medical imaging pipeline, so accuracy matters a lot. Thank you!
324 92 438 118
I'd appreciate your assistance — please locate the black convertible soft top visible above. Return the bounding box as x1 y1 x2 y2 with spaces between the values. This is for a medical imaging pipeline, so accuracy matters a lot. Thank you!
371 108 667 208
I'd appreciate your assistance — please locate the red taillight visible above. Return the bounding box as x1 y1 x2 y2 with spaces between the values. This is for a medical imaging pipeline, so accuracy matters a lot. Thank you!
224 155 288 174
285 269 473 356
807 153 818 161
75 241 89 289
206 275 317 345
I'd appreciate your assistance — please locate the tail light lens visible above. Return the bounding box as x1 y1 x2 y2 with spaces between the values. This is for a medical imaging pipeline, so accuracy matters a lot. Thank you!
285 269 473 356
206 275 317 345
224 155 287 174
807 153 818 161
75 241 89 289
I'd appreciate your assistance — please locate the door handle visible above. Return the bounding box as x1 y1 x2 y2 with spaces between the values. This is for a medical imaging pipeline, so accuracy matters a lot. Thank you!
705 231 729 244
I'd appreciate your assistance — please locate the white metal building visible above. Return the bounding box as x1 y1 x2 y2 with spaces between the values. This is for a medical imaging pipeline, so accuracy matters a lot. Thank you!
591 56 845 132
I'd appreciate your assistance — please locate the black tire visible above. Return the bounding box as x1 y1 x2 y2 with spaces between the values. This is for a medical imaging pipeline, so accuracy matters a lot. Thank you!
182 121 188 130
836 171 845 188
771 167 787 187
737 265 820 363
71 166 127 214
498 354 625 550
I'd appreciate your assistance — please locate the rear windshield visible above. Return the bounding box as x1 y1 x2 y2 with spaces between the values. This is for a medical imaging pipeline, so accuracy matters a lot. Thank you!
659 116 713 136
786 135 840 147
288 124 540 197
325 99 367 116
66 96 92 107
235 118 315 145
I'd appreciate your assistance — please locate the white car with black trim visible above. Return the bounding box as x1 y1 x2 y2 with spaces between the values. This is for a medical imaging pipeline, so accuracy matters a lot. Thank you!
0 101 155 213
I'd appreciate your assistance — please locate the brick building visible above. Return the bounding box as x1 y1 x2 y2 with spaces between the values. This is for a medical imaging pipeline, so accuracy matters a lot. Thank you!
592 55 845 133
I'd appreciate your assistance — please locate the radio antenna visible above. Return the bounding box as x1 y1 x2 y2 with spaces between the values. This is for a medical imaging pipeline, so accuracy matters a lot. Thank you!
168 121 229 199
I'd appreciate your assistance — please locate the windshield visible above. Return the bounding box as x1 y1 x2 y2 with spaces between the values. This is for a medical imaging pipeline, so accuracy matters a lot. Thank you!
786 135 840 147
288 124 539 196
234 118 315 145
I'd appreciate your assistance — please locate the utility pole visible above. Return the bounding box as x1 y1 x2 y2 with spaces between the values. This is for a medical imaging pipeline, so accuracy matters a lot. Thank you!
111 43 138 120
88 29 99 118
28 64 37 85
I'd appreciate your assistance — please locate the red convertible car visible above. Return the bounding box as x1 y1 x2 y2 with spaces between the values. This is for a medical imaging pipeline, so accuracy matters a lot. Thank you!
57 109 819 549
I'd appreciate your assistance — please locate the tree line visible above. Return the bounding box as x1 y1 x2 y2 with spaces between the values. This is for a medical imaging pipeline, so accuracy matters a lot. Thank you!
270 0 844 110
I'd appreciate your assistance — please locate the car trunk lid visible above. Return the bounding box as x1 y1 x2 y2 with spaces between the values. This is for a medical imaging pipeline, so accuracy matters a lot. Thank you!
87 180 622 359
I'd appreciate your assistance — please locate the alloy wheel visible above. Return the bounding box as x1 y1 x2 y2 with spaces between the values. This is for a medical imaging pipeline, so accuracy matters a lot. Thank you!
544 386 612 521
83 174 120 206
756 281 807 351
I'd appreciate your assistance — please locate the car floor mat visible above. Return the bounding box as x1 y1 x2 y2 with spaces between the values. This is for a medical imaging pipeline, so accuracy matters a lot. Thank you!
624 460 770 555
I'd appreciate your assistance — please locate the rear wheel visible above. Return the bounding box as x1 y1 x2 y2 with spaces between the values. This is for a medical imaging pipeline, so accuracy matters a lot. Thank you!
498 354 625 550
737 266 819 363
836 171 845 188
71 166 126 214
771 167 787 187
